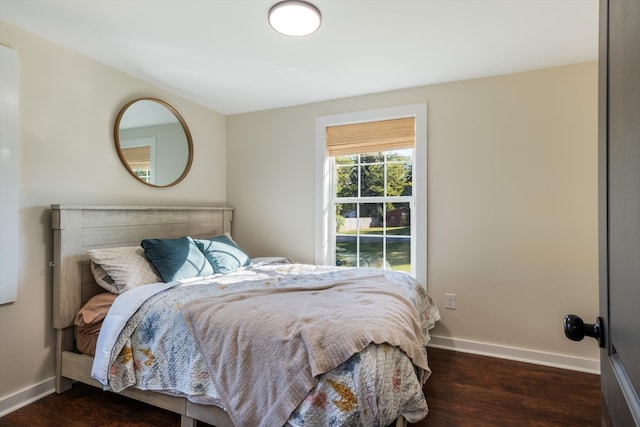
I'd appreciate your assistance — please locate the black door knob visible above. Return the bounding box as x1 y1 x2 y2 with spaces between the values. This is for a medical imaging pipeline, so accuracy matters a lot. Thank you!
563 314 605 348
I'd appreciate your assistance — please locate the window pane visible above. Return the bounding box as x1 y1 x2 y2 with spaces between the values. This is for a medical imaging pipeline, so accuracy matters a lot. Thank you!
361 163 384 197
336 235 357 267
386 161 412 197
359 235 384 268
336 164 358 197
359 203 383 235
402 162 413 196
387 203 410 235
386 149 412 163
336 203 356 233
387 236 411 272
360 152 384 164
335 154 357 165
134 169 151 183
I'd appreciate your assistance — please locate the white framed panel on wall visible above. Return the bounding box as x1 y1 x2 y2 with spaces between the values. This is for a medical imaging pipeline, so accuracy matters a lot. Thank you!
0 45 19 304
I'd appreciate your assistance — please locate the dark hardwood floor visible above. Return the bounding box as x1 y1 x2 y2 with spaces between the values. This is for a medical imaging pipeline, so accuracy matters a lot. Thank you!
414 347 601 427
0 348 601 427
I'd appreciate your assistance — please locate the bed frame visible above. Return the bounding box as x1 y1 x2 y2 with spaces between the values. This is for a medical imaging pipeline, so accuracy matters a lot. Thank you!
51 204 409 427
51 205 234 427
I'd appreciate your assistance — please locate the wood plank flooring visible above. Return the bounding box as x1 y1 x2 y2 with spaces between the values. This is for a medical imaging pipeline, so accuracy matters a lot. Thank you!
0 347 601 426
415 347 601 427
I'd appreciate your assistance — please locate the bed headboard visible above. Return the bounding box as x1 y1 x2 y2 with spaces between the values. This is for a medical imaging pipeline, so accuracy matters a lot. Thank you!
51 205 233 330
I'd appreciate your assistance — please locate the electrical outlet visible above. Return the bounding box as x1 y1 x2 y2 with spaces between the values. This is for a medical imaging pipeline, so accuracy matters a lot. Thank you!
445 293 456 310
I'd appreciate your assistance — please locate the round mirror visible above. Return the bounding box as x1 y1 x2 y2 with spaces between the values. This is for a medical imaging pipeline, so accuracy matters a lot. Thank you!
114 98 193 187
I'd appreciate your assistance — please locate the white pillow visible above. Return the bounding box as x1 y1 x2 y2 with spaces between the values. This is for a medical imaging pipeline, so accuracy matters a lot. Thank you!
87 246 162 294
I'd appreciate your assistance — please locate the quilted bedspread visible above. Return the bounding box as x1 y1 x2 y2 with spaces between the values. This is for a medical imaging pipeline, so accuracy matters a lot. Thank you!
92 263 441 426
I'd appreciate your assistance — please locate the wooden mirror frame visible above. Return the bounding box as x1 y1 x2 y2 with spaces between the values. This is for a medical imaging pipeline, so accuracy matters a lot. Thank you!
114 98 194 188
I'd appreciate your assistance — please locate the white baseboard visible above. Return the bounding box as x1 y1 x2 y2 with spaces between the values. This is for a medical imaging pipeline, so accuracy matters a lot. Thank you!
428 336 600 375
0 377 55 417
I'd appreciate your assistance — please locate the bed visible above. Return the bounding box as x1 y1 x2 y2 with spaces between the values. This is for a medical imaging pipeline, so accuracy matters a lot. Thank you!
51 205 440 427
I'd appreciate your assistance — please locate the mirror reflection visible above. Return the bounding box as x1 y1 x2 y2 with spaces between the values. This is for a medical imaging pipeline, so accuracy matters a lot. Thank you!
114 98 193 187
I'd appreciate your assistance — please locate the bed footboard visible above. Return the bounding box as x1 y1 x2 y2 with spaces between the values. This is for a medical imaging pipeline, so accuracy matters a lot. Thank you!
59 349 232 426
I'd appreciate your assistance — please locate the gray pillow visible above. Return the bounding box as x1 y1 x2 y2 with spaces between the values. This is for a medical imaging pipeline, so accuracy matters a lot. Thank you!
87 246 162 294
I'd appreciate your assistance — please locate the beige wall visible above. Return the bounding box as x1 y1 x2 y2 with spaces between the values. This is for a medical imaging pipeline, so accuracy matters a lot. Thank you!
0 21 226 402
227 61 599 366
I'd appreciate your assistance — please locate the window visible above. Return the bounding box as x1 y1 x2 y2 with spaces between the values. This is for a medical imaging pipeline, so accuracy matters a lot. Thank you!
122 145 152 182
316 104 427 285
121 137 156 184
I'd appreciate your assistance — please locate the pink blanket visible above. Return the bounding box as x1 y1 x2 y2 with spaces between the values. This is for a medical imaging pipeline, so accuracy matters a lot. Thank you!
181 273 428 427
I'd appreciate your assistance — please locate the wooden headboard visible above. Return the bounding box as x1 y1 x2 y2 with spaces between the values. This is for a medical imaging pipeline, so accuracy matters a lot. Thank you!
51 205 233 330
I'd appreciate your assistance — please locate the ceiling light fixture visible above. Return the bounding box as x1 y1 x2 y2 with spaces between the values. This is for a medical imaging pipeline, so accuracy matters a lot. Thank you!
268 1 321 37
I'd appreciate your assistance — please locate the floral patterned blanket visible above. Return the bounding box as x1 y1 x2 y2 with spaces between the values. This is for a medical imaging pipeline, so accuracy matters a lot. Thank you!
92 263 440 426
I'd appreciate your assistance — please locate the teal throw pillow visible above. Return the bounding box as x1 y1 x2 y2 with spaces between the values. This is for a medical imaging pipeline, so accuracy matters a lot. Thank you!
141 236 214 282
194 235 252 274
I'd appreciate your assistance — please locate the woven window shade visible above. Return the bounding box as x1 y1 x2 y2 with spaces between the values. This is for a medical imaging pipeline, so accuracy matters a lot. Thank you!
326 117 415 157
122 146 151 169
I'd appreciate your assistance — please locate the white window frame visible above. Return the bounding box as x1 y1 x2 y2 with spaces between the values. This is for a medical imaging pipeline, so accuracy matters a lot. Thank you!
315 103 427 287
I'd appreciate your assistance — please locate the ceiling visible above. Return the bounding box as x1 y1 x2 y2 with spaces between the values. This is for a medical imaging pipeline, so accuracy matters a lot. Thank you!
0 0 599 115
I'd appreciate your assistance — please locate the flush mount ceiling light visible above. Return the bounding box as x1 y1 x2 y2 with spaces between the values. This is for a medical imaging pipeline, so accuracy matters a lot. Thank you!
268 1 321 37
